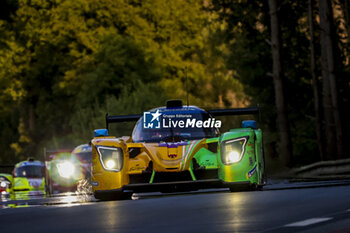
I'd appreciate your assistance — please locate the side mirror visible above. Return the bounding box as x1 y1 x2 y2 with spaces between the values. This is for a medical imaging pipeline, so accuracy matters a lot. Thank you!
94 129 109 137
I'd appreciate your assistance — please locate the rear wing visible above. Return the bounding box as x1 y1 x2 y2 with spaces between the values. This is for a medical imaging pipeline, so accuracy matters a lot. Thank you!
106 114 142 130
105 107 259 130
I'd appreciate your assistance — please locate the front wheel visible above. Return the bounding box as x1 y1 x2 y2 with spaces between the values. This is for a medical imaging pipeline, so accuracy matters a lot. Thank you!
94 190 132 201
229 183 261 192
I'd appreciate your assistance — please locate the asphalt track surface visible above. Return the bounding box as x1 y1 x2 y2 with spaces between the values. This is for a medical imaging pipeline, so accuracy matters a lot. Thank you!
1 180 350 233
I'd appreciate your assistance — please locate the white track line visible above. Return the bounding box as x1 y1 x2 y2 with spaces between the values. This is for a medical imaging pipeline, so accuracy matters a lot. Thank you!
285 218 332 227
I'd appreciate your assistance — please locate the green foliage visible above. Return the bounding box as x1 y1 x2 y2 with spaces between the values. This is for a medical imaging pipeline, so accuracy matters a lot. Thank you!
5 0 346 167
0 0 246 163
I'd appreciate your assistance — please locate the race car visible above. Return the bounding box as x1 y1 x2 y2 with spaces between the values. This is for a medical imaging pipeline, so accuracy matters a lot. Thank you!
0 174 12 196
72 144 93 194
91 100 265 200
45 145 92 194
12 159 46 196
72 144 92 181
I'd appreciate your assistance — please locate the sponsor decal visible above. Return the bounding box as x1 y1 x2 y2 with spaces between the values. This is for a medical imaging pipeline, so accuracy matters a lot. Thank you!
203 162 215 167
91 181 99 186
28 179 43 188
129 166 144 171
180 139 203 171
19 161 43 167
158 141 188 148
168 154 177 158
247 165 257 179
249 157 253 166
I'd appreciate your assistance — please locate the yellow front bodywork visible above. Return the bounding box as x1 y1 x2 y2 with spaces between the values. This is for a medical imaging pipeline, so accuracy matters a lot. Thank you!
92 137 130 191
91 137 207 192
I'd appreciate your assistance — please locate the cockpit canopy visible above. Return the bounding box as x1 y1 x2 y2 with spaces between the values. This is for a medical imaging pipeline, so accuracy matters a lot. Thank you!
72 144 92 163
14 161 45 178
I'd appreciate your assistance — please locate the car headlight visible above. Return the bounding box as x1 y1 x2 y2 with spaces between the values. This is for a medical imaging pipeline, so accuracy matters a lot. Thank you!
0 181 8 188
97 146 123 172
56 161 76 178
221 137 248 165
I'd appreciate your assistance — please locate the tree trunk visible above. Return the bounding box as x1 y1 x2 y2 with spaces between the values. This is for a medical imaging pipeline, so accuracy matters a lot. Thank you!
268 0 293 167
29 104 35 132
309 0 325 161
319 0 344 159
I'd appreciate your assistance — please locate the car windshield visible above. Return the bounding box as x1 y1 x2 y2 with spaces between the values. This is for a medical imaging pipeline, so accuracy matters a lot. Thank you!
132 111 218 143
15 165 45 178
75 151 92 162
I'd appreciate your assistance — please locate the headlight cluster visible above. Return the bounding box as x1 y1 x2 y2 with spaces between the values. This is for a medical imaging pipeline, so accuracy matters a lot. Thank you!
0 179 10 195
56 161 76 178
221 137 248 165
97 146 123 172
0 177 11 190
0 181 9 188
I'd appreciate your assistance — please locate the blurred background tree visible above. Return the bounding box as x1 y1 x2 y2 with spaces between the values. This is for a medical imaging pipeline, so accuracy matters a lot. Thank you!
0 0 348 170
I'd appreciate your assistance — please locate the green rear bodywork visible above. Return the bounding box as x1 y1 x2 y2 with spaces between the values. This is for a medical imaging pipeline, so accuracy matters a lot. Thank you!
218 128 263 184
191 128 264 185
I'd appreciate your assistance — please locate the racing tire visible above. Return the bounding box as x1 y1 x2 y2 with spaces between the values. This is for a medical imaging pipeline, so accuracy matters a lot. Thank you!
121 192 133 200
94 190 132 201
229 183 260 192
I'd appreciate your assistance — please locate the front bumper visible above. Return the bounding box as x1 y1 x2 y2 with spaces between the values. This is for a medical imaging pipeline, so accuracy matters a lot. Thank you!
95 179 253 194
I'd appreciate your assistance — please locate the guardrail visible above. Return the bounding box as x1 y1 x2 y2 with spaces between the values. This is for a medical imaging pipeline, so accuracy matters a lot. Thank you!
293 158 350 179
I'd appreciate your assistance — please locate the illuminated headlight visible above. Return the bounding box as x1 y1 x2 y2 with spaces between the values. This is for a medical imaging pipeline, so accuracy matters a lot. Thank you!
0 181 8 188
221 137 248 165
97 146 123 172
56 161 76 178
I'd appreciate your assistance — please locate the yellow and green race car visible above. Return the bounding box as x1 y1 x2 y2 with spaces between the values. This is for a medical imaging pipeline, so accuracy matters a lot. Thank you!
91 100 265 200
